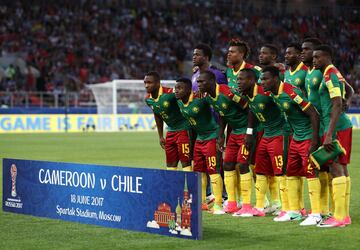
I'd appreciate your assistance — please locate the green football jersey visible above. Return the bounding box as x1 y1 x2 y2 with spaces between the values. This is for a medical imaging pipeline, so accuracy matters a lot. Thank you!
177 93 219 140
284 62 308 93
245 84 285 138
305 67 324 135
226 61 261 90
270 82 313 141
205 84 248 135
145 86 190 131
318 64 352 134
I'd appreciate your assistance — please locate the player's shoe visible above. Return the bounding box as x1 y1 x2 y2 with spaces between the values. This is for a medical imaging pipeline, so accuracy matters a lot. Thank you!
232 204 253 217
343 216 352 225
300 214 322 226
317 217 345 228
264 201 281 215
206 194 215 207
300 208 307 217
273 211 302 222
273 211 287 221
201 203 209 211
251 207 266 217
224 201 240 214
210 204 226 215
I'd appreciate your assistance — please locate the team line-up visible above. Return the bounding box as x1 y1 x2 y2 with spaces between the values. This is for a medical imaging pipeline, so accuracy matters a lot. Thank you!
144 38 352 228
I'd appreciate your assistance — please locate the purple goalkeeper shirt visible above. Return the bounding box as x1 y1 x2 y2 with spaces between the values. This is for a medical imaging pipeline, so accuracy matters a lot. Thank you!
191 65 228 91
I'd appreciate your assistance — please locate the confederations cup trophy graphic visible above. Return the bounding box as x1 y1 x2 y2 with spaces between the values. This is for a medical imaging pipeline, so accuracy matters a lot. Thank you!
10 164 17 197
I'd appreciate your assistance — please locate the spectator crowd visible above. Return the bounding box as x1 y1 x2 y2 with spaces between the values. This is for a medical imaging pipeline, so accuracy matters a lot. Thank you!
0 0 359 98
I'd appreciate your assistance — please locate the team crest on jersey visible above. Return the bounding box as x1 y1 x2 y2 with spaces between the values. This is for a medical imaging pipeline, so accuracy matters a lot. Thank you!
295 78 301 85
192 107 199 113
163 101 169 108
283 102 290 109
312 78 318 85
258 103 265 110
221 103 228 109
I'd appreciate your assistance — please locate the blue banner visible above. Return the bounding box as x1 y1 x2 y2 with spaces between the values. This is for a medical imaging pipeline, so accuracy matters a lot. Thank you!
2 159 202 239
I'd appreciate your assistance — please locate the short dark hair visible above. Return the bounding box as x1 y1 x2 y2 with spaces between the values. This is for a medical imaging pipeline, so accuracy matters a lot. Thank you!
314 44 333 58
200 70 216 82
303 37 322 47
240 68 257 80
176 77 192 89
262 66 280 78
262 44 279 58
229 38 250 59
195 43 212 61
145 71 160 83
287 43 302 53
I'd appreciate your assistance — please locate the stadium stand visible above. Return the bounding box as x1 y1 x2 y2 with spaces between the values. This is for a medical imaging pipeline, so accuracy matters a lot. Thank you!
0 0 359 108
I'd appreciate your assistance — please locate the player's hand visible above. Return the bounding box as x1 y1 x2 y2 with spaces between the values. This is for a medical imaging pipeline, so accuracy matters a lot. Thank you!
323 133 334 152
308 139 320 155
217 136 225 152
159 137 166 149
244 134 254 151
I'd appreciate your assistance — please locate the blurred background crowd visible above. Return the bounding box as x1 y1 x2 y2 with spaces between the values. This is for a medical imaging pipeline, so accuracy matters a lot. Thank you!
0 0 359 107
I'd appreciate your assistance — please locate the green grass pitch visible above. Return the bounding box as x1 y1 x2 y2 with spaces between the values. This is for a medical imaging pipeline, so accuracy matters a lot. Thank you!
1 132 359 250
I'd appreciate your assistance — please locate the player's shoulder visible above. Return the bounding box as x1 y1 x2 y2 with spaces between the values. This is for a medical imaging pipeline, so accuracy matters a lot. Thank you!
324 65 342 81
218 84 231 95
210 65 226 74
257 85 270 96
162 86 173 94
144 93 151 100
300 63 308 71
282 82 298 97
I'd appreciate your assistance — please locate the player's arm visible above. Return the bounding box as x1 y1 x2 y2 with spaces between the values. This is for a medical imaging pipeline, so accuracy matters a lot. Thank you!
291 89 320 153
342 80 354 111
154 113 165 149
217 116 227 152
245 109 255 150
323 73 343 151
303 105 320 153
324 97 342 151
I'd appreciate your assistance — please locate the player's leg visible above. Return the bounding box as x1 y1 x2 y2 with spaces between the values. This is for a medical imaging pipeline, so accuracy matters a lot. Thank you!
265 136 284 215
205 138 224 215
274 139 302 222
192 140 207 210
165 131 179 170
300 140 322 226
176 130 192 171
222 133 240 213
232 134 253 216
319 127 352 227
318 165 330 217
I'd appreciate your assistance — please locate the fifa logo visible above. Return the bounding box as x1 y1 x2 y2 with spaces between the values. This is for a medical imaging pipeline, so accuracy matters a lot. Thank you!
10 164 17 197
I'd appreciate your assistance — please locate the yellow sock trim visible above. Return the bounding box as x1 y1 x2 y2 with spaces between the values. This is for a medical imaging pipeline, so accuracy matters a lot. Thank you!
182 166 192 172
318 171 329 214
201 173 207 203
299 177 305 209
240 172 252 204
307 178 321 214
166 167 177 171
345 176 351 216
328 173 334 214
268 176 280 203
235 165 241 201
224 170 236 202
287 176 301 211
332 176 346 221
279 175 289 212
210 174 223 206
255 175 268 209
